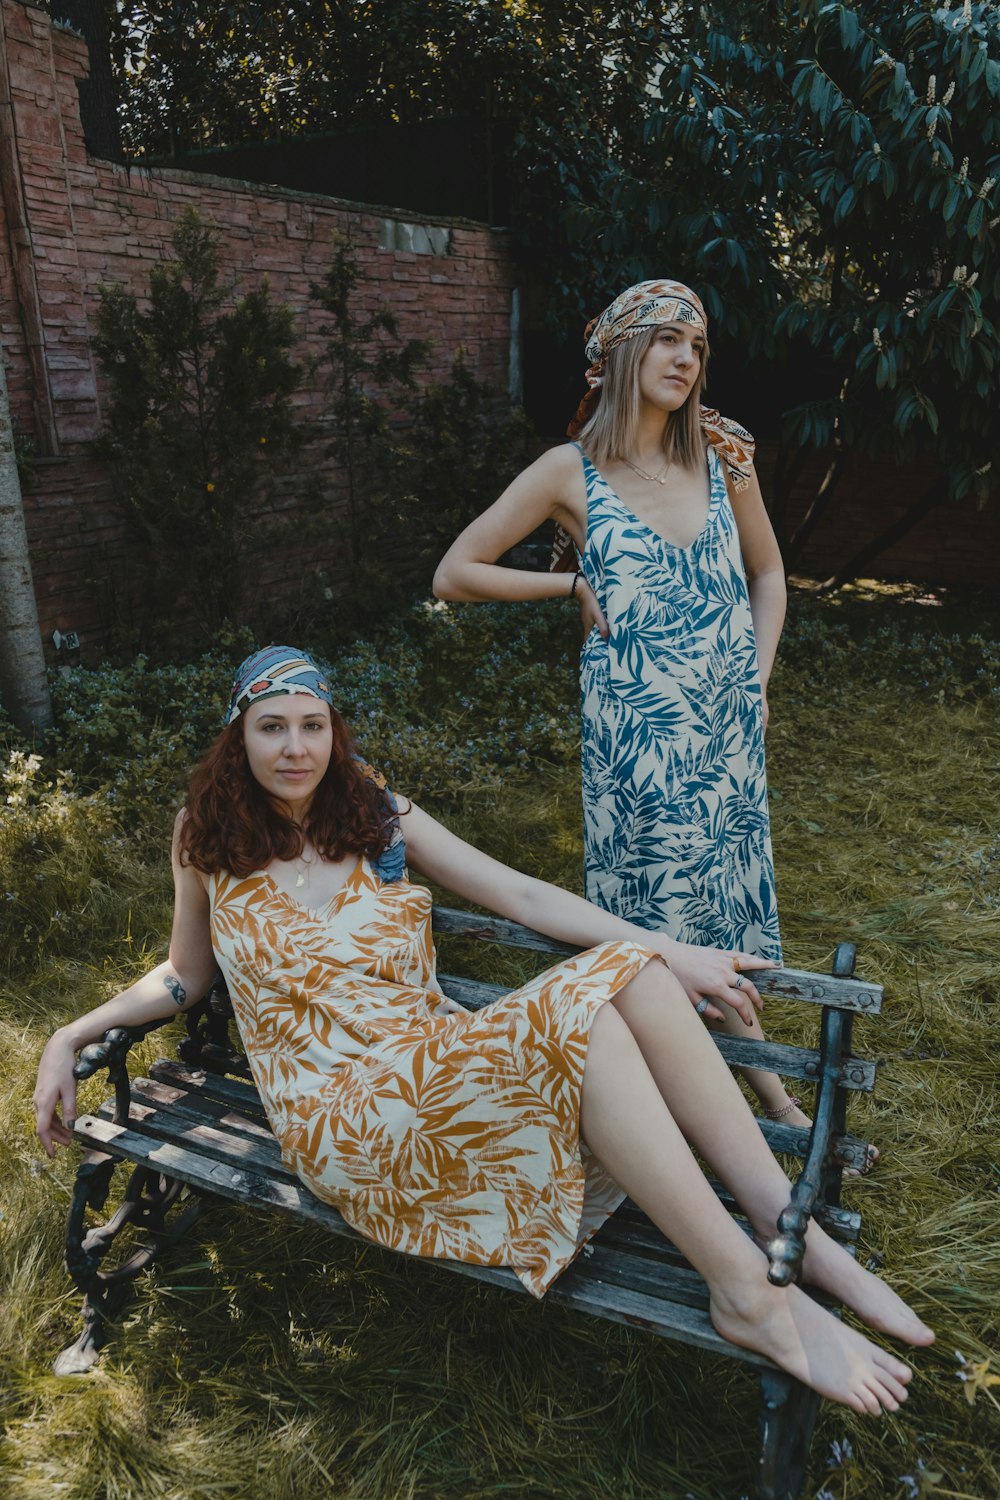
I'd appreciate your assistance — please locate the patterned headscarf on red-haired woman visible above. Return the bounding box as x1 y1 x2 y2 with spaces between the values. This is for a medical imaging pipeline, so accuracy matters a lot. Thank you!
225 645 405 881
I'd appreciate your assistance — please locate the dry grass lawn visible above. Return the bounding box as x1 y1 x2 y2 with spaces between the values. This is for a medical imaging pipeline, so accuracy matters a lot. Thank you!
1 586 998 1499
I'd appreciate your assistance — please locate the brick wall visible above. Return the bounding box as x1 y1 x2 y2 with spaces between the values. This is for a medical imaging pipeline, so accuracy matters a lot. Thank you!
0 0 517 655
754 443 1000 589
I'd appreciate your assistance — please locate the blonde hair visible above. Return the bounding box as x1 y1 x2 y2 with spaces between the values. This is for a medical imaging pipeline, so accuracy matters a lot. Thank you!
578 327 710 471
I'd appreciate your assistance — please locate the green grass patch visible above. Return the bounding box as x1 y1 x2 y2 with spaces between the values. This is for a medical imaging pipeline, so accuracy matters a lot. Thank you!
1 587 998 1498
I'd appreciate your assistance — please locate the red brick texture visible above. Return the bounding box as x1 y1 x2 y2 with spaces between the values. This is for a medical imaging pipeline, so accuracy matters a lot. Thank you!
0 0 516 654
753 443 1000 590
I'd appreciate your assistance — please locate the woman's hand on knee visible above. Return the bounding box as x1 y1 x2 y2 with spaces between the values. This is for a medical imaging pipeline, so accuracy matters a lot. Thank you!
658 945 772 1027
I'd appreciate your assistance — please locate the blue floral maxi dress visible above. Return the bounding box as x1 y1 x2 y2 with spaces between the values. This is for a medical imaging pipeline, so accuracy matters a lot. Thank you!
578 445 782 961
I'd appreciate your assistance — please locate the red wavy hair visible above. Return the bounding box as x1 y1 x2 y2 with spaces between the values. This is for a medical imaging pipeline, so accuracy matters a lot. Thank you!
179 707 394 877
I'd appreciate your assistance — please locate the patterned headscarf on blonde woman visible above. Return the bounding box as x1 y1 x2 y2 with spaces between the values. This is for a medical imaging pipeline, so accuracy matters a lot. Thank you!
553 280 757 571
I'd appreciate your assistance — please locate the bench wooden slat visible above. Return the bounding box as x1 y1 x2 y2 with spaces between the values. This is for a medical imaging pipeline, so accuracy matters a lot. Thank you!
446 1256 773 1368
432 910 882 1014
437 975 877 1091
130 1076 275 1140
710 1035 876 1093
149 1055 873 1170
74 1112 366 1226
614 1191 861 1245
150 1059 268 1117
69 1111 773 1368
97 1092 289 1179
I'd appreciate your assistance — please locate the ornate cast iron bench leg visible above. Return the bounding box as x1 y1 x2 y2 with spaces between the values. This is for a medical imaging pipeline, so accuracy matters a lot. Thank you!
756 1369 821 1500
55 1020 209 1375
756 944 859 1495
57 1151 205 1374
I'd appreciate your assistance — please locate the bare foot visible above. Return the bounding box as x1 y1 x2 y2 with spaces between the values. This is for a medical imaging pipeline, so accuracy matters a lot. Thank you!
710 1274 914 1414
800 1234 935 1348
762 1100 878 1176
843 1142 880 1179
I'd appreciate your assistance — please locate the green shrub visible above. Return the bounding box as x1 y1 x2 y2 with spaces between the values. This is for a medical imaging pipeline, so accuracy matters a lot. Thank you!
0 752 167 988
45 646 238 831
778 606 1000 701
92 209 304 654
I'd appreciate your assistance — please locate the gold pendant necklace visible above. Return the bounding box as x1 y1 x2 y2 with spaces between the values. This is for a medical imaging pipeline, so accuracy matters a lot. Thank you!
622 455 670 486
294 845 316 889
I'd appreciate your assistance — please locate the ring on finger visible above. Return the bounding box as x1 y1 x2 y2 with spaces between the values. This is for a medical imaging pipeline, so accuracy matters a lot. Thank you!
732 956 741 973
695 998 711 1017
733 975 745 990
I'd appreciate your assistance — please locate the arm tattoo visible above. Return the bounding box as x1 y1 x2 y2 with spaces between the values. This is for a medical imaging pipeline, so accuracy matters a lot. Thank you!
163 973 187 1007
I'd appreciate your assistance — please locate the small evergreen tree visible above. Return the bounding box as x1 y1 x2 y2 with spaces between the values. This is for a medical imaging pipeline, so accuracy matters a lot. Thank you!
311 235 431 620
93 208 303 652
311 239 534 634
404 352 534 580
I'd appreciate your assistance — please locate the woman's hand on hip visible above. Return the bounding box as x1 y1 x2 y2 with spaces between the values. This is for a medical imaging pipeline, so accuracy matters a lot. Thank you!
576 575 609 640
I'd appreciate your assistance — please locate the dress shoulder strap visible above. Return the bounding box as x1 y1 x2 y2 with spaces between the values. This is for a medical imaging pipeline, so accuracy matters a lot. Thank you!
354 757 406 881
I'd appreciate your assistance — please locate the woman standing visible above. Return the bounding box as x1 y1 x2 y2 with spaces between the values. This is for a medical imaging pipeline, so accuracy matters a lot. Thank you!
434 280 801 1126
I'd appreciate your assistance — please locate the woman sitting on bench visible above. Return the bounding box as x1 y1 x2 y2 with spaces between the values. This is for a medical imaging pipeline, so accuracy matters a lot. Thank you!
34 646 933 1412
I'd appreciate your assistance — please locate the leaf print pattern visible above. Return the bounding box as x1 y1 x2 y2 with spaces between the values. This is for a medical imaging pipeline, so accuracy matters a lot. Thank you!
579 446 782 960
209 857 655 1296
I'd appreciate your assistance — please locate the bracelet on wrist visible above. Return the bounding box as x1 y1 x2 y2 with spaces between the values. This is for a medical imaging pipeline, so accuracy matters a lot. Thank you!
570 571 582 598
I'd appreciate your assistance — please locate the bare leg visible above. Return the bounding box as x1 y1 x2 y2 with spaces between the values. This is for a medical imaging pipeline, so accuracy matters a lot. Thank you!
705 1004 811 1126
580 996 918 1414
706 978 879 1172
606 963 929 1345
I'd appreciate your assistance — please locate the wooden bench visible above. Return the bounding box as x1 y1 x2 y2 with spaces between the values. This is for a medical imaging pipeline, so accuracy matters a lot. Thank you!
57 907 883 1500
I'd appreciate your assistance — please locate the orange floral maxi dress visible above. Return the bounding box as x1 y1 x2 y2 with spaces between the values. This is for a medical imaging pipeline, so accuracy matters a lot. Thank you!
209 857 655 1297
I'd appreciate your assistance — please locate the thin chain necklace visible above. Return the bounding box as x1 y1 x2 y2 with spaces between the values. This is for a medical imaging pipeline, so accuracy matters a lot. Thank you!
294 839 316 889
622 455 671 486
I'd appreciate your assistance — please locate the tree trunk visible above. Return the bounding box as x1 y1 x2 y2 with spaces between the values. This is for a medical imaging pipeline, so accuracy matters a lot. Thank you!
769 441 812 546
0 344 53 734
785 449 848 568
817 474 949 592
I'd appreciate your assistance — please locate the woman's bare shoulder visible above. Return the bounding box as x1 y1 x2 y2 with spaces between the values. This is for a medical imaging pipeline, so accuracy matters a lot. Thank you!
508 442 586 517
530 441 585 484
170 806 210 892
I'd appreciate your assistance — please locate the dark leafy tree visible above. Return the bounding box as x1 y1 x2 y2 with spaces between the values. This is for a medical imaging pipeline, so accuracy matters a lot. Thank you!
562 1 1000 578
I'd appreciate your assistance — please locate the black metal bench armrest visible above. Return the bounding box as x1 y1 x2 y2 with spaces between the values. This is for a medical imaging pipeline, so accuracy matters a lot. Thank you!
766 1006 849 1285
71 980 227 1124
766 942 858 1287
74 1023 163 1125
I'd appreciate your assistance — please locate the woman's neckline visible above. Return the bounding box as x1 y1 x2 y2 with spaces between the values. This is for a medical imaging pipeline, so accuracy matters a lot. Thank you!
259 854 366 914
582 447 718 552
